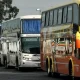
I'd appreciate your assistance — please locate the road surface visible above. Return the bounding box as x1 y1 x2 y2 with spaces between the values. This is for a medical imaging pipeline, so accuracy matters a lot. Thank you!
0 66 78 80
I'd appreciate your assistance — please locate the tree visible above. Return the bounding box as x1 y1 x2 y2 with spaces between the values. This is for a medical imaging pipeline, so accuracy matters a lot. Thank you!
9 6 19 19
0 0 19 22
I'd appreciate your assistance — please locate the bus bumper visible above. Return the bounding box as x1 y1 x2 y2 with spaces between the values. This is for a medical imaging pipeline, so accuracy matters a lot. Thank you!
20 60 41 68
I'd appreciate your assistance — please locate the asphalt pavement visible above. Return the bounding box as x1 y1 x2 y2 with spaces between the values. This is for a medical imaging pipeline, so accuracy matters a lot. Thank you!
0 66 76 80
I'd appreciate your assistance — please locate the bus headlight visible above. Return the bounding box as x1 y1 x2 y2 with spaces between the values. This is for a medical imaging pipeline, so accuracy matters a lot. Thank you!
23 57 32 61
23 57 28 60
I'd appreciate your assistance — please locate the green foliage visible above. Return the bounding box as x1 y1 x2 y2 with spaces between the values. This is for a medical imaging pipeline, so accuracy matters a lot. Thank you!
0 0 19 22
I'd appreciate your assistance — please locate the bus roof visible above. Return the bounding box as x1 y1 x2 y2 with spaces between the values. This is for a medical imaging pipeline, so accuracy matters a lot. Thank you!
2 15 41 23
42 1 79 13
20 15 41 19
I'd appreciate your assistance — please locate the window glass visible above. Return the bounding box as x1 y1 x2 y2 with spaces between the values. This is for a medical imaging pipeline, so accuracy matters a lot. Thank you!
63 7 67 23
21 37 40 54
49 10 53 26
58 8 62 24
73 4 78 25
67 5 72 22
65 38 72 55
53 9 58 25
41 13 45 27
22 19 41 34
45 12 49 26
58 38 65 43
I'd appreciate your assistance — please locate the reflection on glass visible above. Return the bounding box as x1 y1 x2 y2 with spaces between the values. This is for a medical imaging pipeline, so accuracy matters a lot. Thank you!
21 37 40 54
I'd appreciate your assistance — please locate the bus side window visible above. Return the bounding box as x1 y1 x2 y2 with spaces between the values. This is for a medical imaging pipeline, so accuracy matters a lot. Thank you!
65 38 72 55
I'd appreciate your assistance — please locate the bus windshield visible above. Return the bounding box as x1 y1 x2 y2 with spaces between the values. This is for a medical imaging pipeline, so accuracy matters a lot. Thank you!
22 19 41 34
21 37 40 54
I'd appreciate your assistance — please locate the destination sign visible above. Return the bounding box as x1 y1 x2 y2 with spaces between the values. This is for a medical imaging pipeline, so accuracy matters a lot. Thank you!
22 37 40 42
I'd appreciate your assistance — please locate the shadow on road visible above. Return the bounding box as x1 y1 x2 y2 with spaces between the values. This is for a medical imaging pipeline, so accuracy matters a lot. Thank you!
18 68 43 72
43 73 80 80
0 66 44 73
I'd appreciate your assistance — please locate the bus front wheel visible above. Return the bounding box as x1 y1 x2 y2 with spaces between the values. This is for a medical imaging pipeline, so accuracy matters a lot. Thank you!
46 59 52 77
68 60 74 80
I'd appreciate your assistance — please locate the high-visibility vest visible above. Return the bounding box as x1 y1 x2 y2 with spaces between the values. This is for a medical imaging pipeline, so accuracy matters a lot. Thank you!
76 31 80 48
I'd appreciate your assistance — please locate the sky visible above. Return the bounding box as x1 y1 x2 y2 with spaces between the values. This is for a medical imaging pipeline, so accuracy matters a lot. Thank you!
12 0 74 17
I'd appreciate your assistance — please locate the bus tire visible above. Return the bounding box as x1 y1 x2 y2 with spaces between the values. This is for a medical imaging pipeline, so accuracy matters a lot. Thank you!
68 60 74 80
51 58 60 78
16 57 18 68
52 72 60 78
16 57 21 71
4 59 9 69
17 63 22 71
46 58 52 77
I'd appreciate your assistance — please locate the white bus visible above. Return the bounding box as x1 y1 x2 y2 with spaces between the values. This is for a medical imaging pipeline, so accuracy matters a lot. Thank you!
1 15 41 70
